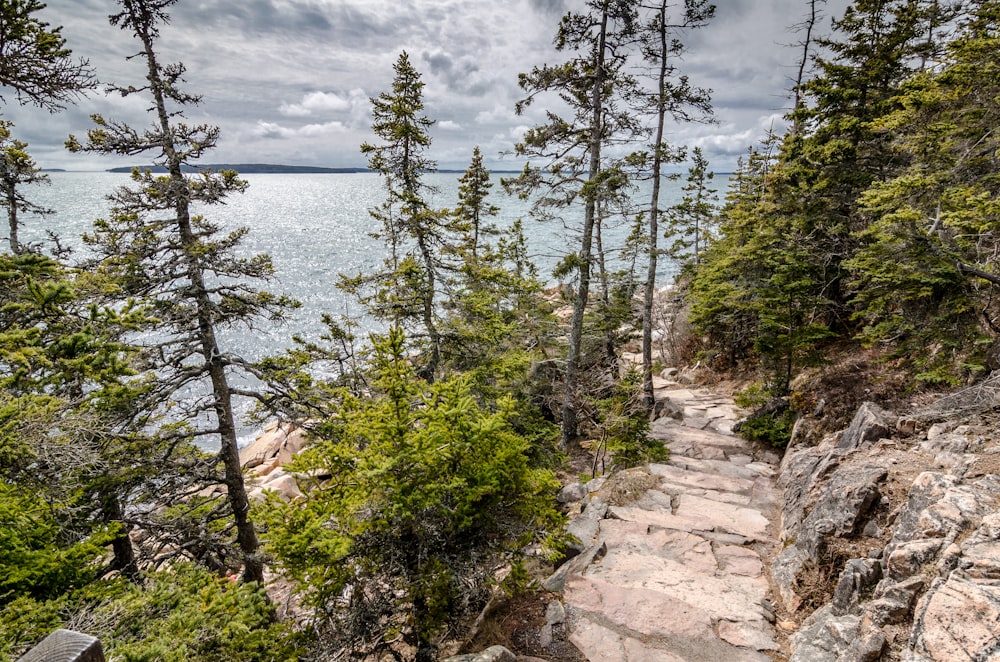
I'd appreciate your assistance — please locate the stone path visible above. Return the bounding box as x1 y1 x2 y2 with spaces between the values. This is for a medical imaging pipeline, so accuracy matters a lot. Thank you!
552 378 784 661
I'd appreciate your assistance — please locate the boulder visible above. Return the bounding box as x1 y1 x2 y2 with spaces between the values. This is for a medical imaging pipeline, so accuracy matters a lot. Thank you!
910 576 1000 661
443 645 516 662
837 402 892 450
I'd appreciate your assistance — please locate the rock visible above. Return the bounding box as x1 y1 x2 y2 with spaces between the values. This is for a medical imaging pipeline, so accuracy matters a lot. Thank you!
443 645 516 662
885 539 943 581
239 422 308 470
557 482 587 503
260 472 303 501
831 558 881 616
896 417 918 435
837 401 892 450
789 605 861 662
910 576 1000 661
864 576 925 626
844 628 886 662
545 600 565 626
782 457 887 561
542 541 606 593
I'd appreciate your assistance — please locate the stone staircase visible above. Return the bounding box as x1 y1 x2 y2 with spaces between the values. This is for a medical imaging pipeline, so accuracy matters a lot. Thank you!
554 382 784 661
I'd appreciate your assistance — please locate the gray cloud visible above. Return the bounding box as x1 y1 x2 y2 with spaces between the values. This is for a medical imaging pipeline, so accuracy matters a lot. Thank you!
3 0 850 173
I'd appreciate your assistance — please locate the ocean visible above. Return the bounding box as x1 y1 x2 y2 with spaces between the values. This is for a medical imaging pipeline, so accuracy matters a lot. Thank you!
20 170 693 443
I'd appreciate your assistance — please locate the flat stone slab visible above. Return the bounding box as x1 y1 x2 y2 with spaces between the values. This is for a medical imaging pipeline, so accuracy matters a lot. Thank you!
670 456 764 482
569 614 688 662
582 545 770 623
565 574 715 640
650 462 757 496
674 493 771 541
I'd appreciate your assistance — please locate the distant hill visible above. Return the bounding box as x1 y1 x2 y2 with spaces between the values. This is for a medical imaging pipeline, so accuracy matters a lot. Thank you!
106 163 371 174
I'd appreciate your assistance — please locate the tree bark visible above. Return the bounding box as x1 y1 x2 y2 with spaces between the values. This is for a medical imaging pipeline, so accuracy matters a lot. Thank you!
562 4 609 448
136 12 263 584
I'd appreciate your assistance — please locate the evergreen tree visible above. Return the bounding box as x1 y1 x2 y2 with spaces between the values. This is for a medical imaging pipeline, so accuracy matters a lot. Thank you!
345 52 452 381
441 149 556 401
635 0 714 409
263 328 561 662
846 0 1000 380
0 121 52 254
0 0 94 112
666 146 718 266
507 0 641 447
67 0 295 584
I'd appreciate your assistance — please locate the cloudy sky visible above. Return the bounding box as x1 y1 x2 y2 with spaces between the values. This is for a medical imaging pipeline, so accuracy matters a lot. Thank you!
5 0 849 172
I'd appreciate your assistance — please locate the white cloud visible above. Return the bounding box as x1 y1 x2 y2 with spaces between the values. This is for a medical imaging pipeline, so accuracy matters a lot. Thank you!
279 91 352 117
253 120 348 139
437 120 463 131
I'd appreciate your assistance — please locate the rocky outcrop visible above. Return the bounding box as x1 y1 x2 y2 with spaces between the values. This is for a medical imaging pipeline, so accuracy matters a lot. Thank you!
239 421 310 501
775 393 1000 661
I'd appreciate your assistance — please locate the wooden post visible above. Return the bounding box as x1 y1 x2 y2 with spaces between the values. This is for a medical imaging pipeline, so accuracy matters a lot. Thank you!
17 629 104 662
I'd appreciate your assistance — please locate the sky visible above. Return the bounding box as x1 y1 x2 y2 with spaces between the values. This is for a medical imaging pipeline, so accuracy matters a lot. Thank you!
5 0 850 172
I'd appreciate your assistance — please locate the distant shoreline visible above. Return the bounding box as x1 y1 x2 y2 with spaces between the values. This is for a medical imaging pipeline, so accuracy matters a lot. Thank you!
104 163 528 175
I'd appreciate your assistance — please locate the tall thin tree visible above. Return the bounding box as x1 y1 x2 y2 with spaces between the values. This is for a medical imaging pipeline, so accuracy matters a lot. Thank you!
636 0 714 410
68 0 294 584
510 0 641 447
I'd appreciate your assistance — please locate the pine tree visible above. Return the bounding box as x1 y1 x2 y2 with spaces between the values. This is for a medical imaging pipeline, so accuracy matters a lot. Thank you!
846 0 1000 380
508 0 641 447
345 52 452 382
0 0 94 112
67 0 295 584
262 328 561 662
0 121 52 254
634 0 714 408
666 147 718 266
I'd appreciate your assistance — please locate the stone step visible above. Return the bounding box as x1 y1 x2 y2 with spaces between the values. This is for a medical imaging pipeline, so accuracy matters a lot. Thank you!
650 462 757 496
565 576 773 662
580 540 772 625
561 384 782 662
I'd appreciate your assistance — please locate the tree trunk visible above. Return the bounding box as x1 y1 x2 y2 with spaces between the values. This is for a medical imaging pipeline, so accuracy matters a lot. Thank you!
562 5 609 448
137 19 264 585
101 490 139 583
642 0 671 412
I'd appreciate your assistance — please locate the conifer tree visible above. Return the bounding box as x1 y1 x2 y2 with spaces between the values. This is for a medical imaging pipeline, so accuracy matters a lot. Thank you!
0 0 94 112
846 0 1000 379
635 0 714 409
509 0 641 446
665 147 718 266
67 0 294 584
263 328 561 662
346 52 451 381
0 121 51 254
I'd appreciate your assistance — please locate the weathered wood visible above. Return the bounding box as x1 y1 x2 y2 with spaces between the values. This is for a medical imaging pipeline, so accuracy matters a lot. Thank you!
17 629 104 662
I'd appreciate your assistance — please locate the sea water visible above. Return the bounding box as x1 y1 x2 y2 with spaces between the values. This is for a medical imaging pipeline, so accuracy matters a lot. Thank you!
19 170 692 443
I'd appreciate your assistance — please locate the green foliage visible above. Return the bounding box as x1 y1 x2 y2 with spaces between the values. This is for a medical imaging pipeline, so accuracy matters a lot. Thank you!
737 409 796 448
0 120 53 254
592 370 667 471
1 565 296 662
0 594 64 662
665 147 718 266
98 565 294 662
734 382 795 448
263 328 562 660
0 482 113 604
844 1 1000 379
0 0 94 112
351 52 452 381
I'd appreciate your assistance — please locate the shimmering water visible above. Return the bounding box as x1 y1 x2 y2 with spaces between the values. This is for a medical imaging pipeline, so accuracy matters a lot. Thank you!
21 170 691 443
25 171 687 357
